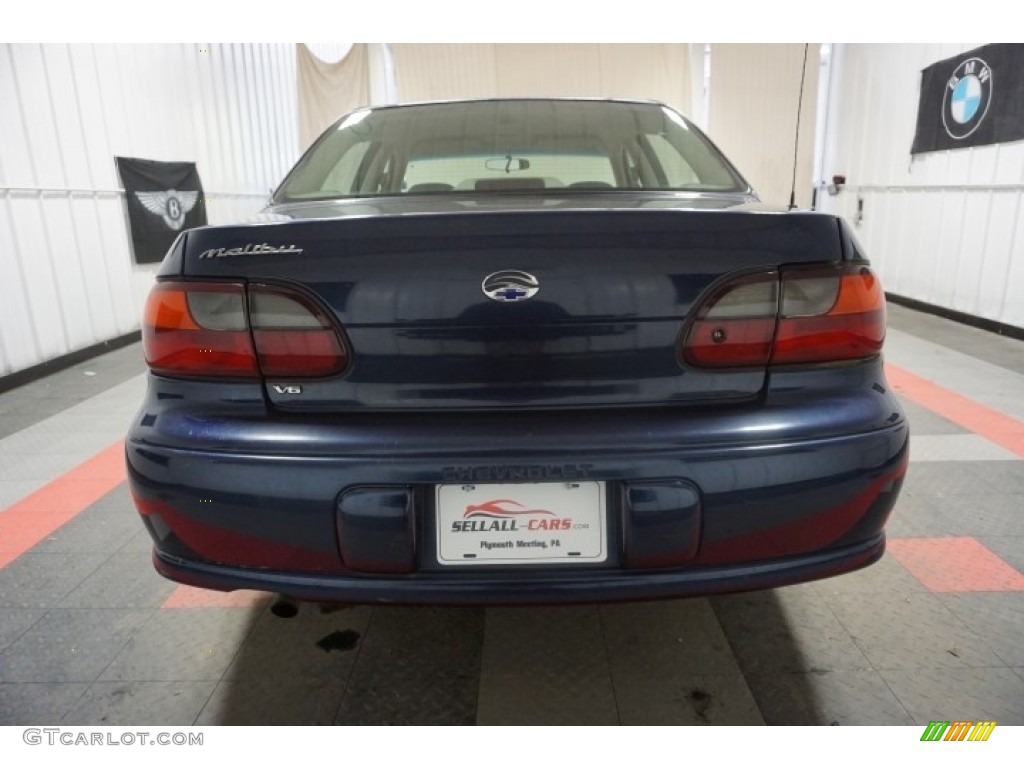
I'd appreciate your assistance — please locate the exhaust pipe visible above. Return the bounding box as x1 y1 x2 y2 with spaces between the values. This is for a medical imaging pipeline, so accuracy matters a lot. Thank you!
270 595 299 619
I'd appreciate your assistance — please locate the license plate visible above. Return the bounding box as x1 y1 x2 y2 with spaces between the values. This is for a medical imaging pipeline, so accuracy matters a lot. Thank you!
436 482 607 566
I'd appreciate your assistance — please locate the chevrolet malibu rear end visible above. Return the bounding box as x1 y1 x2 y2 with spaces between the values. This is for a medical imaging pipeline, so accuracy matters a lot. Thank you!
126 99 908 604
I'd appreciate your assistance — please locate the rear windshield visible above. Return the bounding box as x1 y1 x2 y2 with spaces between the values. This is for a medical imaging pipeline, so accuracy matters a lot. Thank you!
274 100 748 201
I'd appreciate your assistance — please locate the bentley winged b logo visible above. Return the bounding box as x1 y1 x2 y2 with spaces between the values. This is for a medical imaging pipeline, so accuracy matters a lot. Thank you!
135 189 199 230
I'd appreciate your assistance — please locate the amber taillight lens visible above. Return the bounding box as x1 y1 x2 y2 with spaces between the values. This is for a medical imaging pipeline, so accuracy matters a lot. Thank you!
143 282 258 378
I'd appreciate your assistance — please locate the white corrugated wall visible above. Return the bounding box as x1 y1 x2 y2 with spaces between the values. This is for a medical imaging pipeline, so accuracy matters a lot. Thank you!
0 43 302 378
817 44 1024 330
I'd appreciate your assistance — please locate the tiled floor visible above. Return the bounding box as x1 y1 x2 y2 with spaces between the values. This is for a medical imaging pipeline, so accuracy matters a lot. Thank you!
1 303 1023 725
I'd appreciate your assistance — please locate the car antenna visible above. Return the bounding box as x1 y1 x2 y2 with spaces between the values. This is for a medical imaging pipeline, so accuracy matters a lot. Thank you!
788 43 810 211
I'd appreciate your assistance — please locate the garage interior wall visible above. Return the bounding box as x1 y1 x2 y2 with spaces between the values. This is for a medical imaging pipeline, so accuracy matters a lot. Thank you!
391 44 692 113
817 44 1024 331
0 43 302 378
707 44 820 208
13 44 1017 378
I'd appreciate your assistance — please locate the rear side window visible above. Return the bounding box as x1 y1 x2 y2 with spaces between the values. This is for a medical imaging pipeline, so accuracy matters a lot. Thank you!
642 133 700 188
276 100 747 201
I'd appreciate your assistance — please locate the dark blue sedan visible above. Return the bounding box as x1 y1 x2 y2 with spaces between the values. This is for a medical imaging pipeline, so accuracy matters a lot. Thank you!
127 98 908 604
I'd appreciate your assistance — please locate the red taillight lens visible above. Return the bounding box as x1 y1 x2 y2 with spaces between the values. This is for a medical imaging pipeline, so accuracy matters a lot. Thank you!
682 272 779 367
249 286 348 377
771 266 885 365
142 281 349 380
681 265 886 368
143 282 258 378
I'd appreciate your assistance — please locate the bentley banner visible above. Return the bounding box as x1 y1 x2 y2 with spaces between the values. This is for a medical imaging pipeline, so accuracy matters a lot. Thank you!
116 157 207 264
911 43 1024 155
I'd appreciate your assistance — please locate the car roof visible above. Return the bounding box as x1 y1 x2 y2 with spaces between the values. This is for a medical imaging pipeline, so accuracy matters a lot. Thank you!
358 96 672 113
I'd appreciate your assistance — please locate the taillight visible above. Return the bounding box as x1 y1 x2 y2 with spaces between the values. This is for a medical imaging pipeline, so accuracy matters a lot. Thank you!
683 272 778 367
142 281 348 379
681 265 886 368
249 285 348 377
771 266 885 364
143 282 258 378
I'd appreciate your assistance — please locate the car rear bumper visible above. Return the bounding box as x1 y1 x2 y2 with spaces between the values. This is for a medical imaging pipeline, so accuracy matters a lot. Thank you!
152 534 886 605
127 364 908 604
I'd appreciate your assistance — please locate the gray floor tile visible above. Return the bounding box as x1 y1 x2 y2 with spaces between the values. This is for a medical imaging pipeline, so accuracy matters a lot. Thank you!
1 452 113 481
335 606 484 725
584 599 767 722
613 671 762 725
83 484 138 516
62 681 215 726
0 609 152 683
196 679 343 725
0 410 53 441
744 670 914 725
908 434 1019 462
810 552 925 595
479 673 620 725
224 604 371 682
599 598 738 676
896 399 968 435
0 609 45 653
477 606 617 725
940 593 1024 668
887 303 1024 377
58 552 176 609
885 493 956 539
0 683 89 725
885 492 1024 538
881 667 1024 725
0 480 41 508
1 343 143 404
0 553 110 609
825 592 1004 670
712 589 872 675
903 463 1024 496
117 528 158 554
0 398 106 441
100 608 259 682
31 512 140 555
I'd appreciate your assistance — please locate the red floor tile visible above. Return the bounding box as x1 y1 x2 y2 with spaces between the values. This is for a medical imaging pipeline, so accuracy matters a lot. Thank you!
886 364 1024 458
162 585 272 608
888 537 1024 592
0 440 126 569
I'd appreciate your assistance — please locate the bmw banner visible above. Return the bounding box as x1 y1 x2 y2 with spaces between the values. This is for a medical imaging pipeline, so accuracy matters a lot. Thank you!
116 157 208 264
911 43 1024 155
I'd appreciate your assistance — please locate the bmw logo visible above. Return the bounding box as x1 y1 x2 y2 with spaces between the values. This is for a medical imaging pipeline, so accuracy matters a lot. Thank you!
942 57 992 140
481 270 540 303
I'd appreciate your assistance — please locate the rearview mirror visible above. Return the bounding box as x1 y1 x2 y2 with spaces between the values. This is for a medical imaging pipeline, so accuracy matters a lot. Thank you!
485 156 531 173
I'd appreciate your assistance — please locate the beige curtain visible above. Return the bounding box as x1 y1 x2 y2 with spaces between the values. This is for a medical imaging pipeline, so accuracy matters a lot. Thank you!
297 43 370 150
708 44 819 208
391 44 498 102
391 44 690 113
